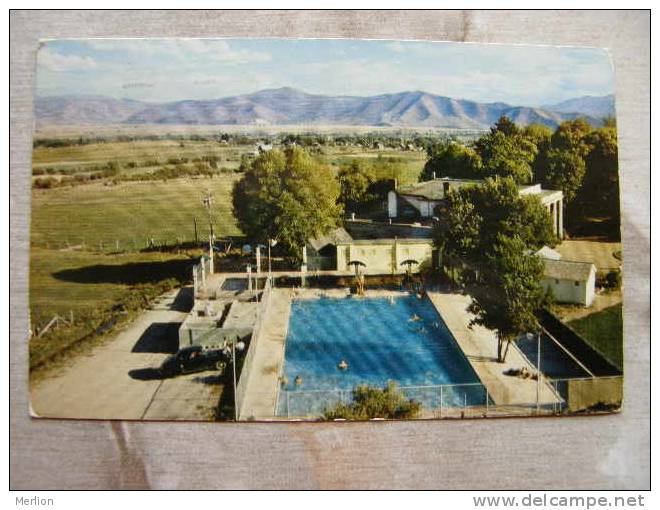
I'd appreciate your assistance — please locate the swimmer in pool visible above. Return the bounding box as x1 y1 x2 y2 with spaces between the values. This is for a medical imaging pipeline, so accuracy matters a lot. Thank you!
408 314 422 322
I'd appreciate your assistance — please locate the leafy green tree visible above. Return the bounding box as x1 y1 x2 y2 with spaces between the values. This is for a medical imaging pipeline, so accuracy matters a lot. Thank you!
602 116 617 129
537 148 586 205
474 129 537 184
322 381 421 420
434 177 555 354
435 177 556 269
491 115 520 137
232 146 342 260
421 141 483 181
467 235 547 362
522 123 553 147
337 159 376 212
579 126 620 224
549 118 592 157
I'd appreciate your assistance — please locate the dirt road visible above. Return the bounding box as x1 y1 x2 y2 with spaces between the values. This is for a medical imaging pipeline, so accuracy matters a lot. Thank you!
30 288 224 421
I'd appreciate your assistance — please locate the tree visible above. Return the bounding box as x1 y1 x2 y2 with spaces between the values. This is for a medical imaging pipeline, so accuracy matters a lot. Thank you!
474 129 537 184
433 177 555 360
337 159 376 213
467 235 547 362
435 176 556 269
491 115 520 137
579 126 620 225
232 146 342 260
537 148 586 205
322 381 421 420
549 118 592 157
421 141 483 181
522 123 553 147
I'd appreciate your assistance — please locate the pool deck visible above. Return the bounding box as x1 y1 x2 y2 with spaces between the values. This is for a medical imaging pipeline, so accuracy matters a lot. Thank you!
238 288 292 420
426 291 561 407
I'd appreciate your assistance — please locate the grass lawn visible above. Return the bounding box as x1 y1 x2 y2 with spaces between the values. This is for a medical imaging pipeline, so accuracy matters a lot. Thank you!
320 146 426 185
29 246 198 322
568 303 623 371
33 140 250 172
31 175 242 250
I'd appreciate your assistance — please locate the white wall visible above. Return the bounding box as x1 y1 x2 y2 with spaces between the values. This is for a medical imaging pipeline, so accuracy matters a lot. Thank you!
541 272 595 306
336 242 433 274
400 196 442 218
387 190 398 218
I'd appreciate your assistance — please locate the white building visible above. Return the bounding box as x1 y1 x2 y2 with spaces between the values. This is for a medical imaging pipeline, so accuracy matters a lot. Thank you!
540 258 596 307
387 177 565 237
306 221 436 275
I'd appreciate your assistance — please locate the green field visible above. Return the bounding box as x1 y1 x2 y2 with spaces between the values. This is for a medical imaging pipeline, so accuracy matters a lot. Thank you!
568 304 623 371
31 176 242 250
319 146 426 185
32 139 249 173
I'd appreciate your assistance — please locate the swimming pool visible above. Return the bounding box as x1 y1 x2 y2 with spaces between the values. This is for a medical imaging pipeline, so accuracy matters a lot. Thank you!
277 295 487 417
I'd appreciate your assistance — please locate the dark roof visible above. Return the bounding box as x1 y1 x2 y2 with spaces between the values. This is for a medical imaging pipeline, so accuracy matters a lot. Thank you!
308 221 433 250
344 220 433 240
308 227 353 251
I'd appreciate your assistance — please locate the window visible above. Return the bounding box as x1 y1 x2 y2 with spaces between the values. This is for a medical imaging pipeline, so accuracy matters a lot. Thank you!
443 182 450 195
574 281 579 286
555 279 559 284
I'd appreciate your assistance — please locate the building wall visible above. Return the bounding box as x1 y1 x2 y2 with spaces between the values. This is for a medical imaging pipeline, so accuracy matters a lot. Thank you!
399 196 442 218
336 241 433 275
541 271 595 306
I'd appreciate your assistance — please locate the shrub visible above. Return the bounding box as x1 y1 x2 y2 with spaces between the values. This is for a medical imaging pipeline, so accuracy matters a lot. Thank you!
33 176 58 189
322 381 421 420
605 269 622 289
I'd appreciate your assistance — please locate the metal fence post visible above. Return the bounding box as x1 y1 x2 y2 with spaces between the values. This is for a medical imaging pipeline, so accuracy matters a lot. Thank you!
286 391 290 419
439 385 443 418
485 387 489 416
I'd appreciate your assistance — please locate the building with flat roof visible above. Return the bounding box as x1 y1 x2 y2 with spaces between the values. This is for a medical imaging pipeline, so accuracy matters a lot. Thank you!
305 220 436 275
388 177 564 237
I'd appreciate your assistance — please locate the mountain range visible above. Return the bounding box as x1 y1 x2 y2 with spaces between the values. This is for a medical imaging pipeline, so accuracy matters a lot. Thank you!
34 88 615 130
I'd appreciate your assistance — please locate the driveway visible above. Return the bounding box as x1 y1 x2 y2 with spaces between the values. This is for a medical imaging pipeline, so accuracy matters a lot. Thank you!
30 287 224 421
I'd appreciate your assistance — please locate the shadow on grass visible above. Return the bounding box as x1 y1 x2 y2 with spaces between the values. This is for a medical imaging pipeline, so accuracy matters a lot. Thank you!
132 322 180 353
52 259 194 285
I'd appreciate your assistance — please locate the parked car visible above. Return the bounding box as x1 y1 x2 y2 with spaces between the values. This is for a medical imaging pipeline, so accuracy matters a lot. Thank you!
159 345 230 377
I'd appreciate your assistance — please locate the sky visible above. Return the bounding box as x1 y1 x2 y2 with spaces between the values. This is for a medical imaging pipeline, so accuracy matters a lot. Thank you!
36 38 615 107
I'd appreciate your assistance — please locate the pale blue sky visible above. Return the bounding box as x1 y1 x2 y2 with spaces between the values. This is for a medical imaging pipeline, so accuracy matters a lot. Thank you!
36 38 615 107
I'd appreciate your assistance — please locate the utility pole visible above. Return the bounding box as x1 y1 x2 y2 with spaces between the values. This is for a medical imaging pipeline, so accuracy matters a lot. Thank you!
202 191 215 273
193 216 198 245
202 191 214 241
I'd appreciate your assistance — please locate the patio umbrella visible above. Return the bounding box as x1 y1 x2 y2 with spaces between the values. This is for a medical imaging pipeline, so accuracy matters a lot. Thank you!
400 259 419 272
348 260 366 275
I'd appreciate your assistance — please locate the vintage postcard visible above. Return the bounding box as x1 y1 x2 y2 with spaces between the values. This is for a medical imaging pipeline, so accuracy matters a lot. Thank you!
29 38 622 421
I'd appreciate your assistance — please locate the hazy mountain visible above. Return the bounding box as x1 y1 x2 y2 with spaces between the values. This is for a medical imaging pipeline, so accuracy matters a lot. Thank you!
34 95 149 126
542 94 615 119
35 88 607 129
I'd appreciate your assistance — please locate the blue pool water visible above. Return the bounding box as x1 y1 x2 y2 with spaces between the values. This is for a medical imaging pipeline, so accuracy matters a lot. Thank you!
277 295 486 416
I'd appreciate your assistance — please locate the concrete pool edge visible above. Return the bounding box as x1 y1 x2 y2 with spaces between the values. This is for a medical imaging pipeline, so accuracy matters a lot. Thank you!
238 287 562 421
425 291 561 408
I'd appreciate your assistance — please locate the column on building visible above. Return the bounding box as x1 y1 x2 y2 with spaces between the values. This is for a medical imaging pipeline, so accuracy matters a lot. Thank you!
558 198 563 239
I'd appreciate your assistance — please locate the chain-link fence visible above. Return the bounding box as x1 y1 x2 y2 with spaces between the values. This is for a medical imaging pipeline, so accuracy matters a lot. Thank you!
273 375 623 420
